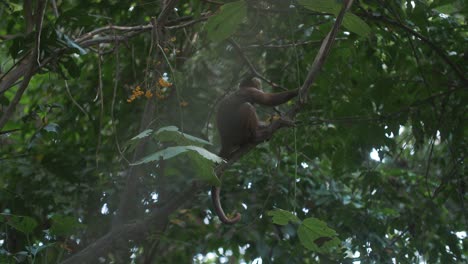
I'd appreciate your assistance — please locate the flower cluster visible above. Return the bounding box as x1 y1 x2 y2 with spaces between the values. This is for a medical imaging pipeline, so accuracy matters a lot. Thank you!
127 78 173 103
158 78 172 88
127 86 144 103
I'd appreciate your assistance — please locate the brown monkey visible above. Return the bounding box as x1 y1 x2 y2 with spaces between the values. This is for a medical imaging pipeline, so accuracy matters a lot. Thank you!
213 77 298 224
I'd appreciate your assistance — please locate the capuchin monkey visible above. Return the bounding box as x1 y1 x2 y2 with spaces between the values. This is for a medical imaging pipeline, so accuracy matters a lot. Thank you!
213 77 298 224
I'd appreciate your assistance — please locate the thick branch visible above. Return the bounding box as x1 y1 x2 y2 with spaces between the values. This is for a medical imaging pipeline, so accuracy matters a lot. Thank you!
0 0 47 131
297 0 354 105
61 183 201 264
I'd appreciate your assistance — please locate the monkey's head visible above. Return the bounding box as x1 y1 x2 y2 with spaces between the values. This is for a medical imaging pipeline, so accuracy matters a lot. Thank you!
239 77 262 90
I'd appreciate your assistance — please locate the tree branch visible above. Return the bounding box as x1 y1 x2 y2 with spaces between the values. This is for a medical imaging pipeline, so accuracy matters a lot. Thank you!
228 38 289 91
61 182 201 264
361 12 467 84
0 0 47 131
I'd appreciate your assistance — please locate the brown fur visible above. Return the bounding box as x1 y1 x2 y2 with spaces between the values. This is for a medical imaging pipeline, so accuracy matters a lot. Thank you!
213 77 298 224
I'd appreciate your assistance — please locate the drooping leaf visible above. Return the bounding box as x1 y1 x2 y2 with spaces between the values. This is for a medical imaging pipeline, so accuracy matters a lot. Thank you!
26 244 55 256
297 217 340 253
130 129 154 141
155 126 211 146
132 145 222 165
0 214 38 235
188 151 220 186
343 13 371 37
205 0 247 42
268 209 301 225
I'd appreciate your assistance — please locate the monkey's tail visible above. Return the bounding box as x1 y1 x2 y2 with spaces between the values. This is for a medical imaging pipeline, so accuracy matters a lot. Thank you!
211 186 241 224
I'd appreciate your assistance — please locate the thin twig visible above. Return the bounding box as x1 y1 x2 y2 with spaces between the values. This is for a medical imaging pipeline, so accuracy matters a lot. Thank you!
95 52 104 168
228 38 289 91
64 80 88 117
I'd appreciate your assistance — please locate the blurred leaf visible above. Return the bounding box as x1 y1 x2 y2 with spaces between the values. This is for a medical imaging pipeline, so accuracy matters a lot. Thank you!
205 0 247 41
49 214 85 236
299 0 370 36
61 57 81 78
298 0 340 13
43 123 60 133
0 214 38 235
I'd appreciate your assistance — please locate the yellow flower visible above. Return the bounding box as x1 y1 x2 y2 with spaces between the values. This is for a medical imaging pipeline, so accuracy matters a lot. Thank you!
170 36 176 42
158 78 172 87
180 100 188 107
145 90 153 98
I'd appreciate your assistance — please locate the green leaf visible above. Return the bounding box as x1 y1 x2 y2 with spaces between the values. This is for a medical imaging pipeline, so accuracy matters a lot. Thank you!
0 94 9 106
298 0 370 37
61 57 81 78
205 0 247 42
268 209 301 225
188 151 220 186
155 126 211 146
49 214 85 236
26 244 55 256
132 145 222 165
298 0 340 14
130 129 154 141
297 217 340 253
433 4 457 14
343 13 371 37
0 214 38 235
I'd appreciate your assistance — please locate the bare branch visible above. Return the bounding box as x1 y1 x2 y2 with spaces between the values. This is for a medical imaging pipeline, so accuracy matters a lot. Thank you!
228 38 289 91
296 0 354 105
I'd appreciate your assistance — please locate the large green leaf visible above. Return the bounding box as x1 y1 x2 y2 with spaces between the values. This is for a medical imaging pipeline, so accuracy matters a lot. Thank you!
188 151 220 186
297 217 340 253
267 209 301 225
298 0 371 37
343 13 371 37
132 145 222 165
155 126 211 146
205 0 247 41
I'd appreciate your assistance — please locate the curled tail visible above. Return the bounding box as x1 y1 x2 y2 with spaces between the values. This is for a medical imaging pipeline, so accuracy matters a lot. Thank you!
211 186 241 224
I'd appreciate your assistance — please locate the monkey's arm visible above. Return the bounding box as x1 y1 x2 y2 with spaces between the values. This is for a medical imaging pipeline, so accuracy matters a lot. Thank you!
247 88 298 107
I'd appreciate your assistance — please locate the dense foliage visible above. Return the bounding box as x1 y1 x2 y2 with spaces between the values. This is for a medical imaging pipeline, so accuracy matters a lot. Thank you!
0 0 466 263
